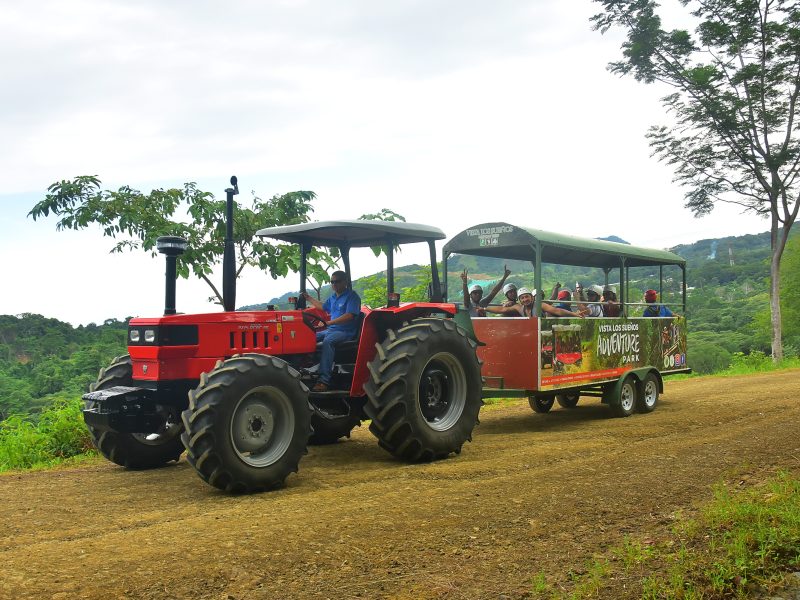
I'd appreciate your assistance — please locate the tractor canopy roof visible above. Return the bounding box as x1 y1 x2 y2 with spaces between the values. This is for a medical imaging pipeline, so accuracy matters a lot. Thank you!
443 222 685 268
256 220 446 248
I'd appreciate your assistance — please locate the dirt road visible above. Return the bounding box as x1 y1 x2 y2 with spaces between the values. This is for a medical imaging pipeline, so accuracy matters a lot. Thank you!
2 371 799 600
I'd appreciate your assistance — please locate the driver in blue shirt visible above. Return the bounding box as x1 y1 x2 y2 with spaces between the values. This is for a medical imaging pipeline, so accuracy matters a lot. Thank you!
302 270 361 391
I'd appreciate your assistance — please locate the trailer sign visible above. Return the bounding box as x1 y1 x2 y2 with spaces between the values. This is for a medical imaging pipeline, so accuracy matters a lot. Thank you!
466 225 514 248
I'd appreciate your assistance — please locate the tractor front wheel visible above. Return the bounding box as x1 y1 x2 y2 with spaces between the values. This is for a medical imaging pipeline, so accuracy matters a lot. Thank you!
364 318 482 462
181 354 312 493
86 355 184 469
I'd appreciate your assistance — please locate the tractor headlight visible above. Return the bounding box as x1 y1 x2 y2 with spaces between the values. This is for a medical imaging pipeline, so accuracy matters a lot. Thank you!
144 330 156 343
129 330 140 342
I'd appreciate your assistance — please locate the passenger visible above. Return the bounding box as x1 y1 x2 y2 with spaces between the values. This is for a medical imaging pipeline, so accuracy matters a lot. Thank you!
481 288 582 318
501 283 518 307
602 287 621 317
554 289 572 311
461 266 511 317
642 289 674 317
579 285 604 317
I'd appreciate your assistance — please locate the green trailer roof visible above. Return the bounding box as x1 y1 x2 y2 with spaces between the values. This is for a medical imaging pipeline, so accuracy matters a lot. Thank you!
443 222 685 268
257 220 445 248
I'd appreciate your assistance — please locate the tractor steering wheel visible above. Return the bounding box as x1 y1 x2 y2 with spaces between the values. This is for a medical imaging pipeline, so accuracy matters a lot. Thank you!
302 310 328 331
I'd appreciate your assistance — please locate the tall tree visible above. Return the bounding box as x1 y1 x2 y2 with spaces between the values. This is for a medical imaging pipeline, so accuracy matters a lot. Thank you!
29 176 337 306
592 0 800 360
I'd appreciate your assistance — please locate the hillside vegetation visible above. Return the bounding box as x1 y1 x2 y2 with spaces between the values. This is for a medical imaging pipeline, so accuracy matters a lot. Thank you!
1 229 798 451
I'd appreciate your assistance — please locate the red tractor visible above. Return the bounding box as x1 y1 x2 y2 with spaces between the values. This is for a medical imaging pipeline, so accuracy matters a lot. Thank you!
84 179 482 493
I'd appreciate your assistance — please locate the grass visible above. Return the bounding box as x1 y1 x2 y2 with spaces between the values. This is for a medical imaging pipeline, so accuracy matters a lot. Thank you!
0 396 94 472
531 471 800 599
672 352 800 381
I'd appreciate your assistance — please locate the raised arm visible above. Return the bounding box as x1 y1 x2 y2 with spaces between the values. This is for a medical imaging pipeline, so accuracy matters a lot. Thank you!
483 264 511 305
550 282 561 301
460 269 471 308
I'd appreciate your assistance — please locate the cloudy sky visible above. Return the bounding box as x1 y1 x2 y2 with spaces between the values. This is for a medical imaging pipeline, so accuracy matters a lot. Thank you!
1 0 768 325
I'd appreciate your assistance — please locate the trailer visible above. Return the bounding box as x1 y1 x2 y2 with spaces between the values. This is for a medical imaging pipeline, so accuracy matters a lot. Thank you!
442 222 689 416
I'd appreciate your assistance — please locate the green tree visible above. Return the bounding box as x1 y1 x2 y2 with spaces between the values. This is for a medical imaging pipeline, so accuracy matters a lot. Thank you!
592 0 800 360
779 233 800 342
28 177 337 305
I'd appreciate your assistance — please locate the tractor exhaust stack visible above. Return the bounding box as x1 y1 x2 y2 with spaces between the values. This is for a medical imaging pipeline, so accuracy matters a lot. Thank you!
222 175 239 312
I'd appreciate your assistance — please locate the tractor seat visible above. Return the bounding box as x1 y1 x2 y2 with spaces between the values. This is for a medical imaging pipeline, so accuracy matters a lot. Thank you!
315 312 365 355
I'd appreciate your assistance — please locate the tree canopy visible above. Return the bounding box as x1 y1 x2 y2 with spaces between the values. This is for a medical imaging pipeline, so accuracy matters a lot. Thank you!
28 177 338 305
592 0 800 359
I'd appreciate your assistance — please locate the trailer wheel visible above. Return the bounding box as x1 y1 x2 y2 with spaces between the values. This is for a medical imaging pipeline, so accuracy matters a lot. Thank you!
608 376 637 418
556 393 580 408
86 355 185 469
636 373 659 413
181 354 312 493
528 395 555 413
309 412 362 445
364 317 482 461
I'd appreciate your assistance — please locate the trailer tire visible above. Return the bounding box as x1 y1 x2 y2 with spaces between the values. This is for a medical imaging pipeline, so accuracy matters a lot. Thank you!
364 317 482 462
181 354 312 493
528 395 555 413
608 376 637 418
636 373 659 413
309 412 362 445
87 355 185 469
556 393 580 408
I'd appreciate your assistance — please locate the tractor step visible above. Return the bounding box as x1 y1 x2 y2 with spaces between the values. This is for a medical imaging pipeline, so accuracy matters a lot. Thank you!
309 388 351 398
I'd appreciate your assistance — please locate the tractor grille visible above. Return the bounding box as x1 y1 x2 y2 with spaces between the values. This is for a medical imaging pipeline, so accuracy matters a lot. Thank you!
229 329 268 350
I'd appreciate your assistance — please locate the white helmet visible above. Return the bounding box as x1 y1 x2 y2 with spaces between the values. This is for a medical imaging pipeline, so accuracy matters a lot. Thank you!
503 283 517 295
587 284 604 297
517 287 534 297
469 284 483 294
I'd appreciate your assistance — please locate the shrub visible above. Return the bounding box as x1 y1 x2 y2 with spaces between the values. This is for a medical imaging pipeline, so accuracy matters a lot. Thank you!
38 396 93 458
0 414 50 470
691 341 732 374
0 395 93 472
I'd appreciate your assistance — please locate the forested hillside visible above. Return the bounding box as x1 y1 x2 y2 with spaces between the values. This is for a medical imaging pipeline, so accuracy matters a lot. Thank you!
0 315 127 419
2 228 797 422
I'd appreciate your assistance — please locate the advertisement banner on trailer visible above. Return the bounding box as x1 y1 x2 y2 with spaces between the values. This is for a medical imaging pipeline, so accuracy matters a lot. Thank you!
539 317 688 390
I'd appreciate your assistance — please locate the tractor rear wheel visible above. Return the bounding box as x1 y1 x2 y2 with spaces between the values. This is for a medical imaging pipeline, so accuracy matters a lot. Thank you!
87 355 184 469
181 354 312 493
528 395 555 413
556 393 580 408
364 318 482 462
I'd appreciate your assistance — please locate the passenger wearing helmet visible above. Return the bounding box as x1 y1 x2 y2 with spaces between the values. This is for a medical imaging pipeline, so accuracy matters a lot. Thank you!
579 285 605 317
460 266 512 317
501 282 518 307
482 288 583 318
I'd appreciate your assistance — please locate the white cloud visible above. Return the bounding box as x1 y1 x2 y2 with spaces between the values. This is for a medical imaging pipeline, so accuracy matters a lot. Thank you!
0 0 770 325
